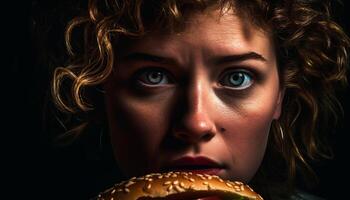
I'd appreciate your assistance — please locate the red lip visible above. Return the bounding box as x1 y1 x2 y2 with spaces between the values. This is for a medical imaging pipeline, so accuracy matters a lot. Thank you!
163 156 224 175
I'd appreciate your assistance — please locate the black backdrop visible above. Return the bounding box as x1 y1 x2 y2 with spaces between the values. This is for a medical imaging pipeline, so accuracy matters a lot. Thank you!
5 1 350 199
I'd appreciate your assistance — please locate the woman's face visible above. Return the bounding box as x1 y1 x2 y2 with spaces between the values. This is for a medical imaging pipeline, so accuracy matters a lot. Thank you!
104 8 283 183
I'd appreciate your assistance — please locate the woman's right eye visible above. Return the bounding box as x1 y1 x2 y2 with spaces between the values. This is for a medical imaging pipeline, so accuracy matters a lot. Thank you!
136 68 173 86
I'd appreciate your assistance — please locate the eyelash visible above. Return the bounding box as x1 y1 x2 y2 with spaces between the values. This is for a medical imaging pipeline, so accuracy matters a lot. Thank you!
134 67 174 87
133 67 256 90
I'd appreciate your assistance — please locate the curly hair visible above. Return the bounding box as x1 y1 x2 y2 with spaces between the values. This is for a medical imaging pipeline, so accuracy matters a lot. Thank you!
51 0 349 199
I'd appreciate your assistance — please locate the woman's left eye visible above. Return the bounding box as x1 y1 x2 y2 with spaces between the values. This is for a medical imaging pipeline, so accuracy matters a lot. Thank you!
219 70 253 89
136 68 172 86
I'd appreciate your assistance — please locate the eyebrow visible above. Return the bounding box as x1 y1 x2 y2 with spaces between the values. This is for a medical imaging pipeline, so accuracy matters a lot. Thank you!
121 51 267 65
121 52 178 66
212 52 267 65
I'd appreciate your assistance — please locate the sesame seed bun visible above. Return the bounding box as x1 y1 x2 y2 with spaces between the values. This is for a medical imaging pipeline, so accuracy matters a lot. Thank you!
96 171 263 200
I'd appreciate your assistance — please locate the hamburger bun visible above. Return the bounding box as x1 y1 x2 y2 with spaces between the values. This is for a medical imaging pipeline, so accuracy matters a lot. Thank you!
96 171 263 200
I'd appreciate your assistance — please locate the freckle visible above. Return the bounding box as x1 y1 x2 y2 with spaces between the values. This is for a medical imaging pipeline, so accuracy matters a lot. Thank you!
220 128 226 132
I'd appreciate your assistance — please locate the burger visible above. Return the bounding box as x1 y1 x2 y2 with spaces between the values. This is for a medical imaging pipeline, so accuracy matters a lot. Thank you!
96 171 263 200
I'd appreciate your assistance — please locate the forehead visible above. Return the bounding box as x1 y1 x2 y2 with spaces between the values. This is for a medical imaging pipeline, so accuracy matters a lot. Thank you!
175 8 270 45
116 8 273 61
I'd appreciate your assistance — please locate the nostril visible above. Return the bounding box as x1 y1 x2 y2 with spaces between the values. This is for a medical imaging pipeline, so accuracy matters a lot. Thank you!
173 130 214 143
202 132 214 141
173 132 188 140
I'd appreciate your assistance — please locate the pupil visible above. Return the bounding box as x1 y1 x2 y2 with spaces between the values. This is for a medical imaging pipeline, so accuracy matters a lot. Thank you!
151 72 159 79
232 74 240 80
230 73 243 85
148 71 162 83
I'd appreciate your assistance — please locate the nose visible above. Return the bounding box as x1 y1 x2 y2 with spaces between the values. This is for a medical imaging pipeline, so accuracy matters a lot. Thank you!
172 80 216 144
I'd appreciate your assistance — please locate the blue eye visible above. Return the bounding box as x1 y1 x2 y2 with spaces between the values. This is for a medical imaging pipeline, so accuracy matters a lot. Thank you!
219 71 253 89
137 69 172 86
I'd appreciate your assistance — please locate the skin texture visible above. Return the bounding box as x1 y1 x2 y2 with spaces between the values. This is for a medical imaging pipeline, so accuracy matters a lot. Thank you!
103 7 284 191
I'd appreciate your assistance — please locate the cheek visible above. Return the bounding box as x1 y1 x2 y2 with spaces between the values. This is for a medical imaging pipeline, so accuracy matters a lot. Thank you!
218 90 279 181
222 114 271 181
104 89 174 176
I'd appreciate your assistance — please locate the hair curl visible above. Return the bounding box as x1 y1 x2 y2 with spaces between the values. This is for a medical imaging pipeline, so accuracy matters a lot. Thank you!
51 0 349 199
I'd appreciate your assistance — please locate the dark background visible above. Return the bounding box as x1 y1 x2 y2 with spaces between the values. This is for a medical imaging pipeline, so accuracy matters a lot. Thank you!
5 1 350 199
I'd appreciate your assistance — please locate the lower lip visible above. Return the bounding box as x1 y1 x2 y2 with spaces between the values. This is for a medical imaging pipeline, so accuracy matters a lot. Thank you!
172 168 223 175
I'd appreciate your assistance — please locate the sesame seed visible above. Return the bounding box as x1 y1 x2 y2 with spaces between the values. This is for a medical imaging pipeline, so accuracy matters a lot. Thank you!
173 180 179 185
142 183 152 193
124 188 130 193
240 185 244 191
125 181 135 187
247 186 254 191
234 186 241 192
234 181 243 185
204 174 212 178
180 182 185 188
175 185 184 192
189 178 195 182
163 181 171 186
157 175 163 179
204 174 213 180
171 174 177 178
226 182 233 188
167 185 173 192
228 181 235 185
119 181 126 185
111 189 116 194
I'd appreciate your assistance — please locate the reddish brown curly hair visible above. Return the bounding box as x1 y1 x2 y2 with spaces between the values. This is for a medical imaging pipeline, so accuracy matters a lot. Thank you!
51 0 349 199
